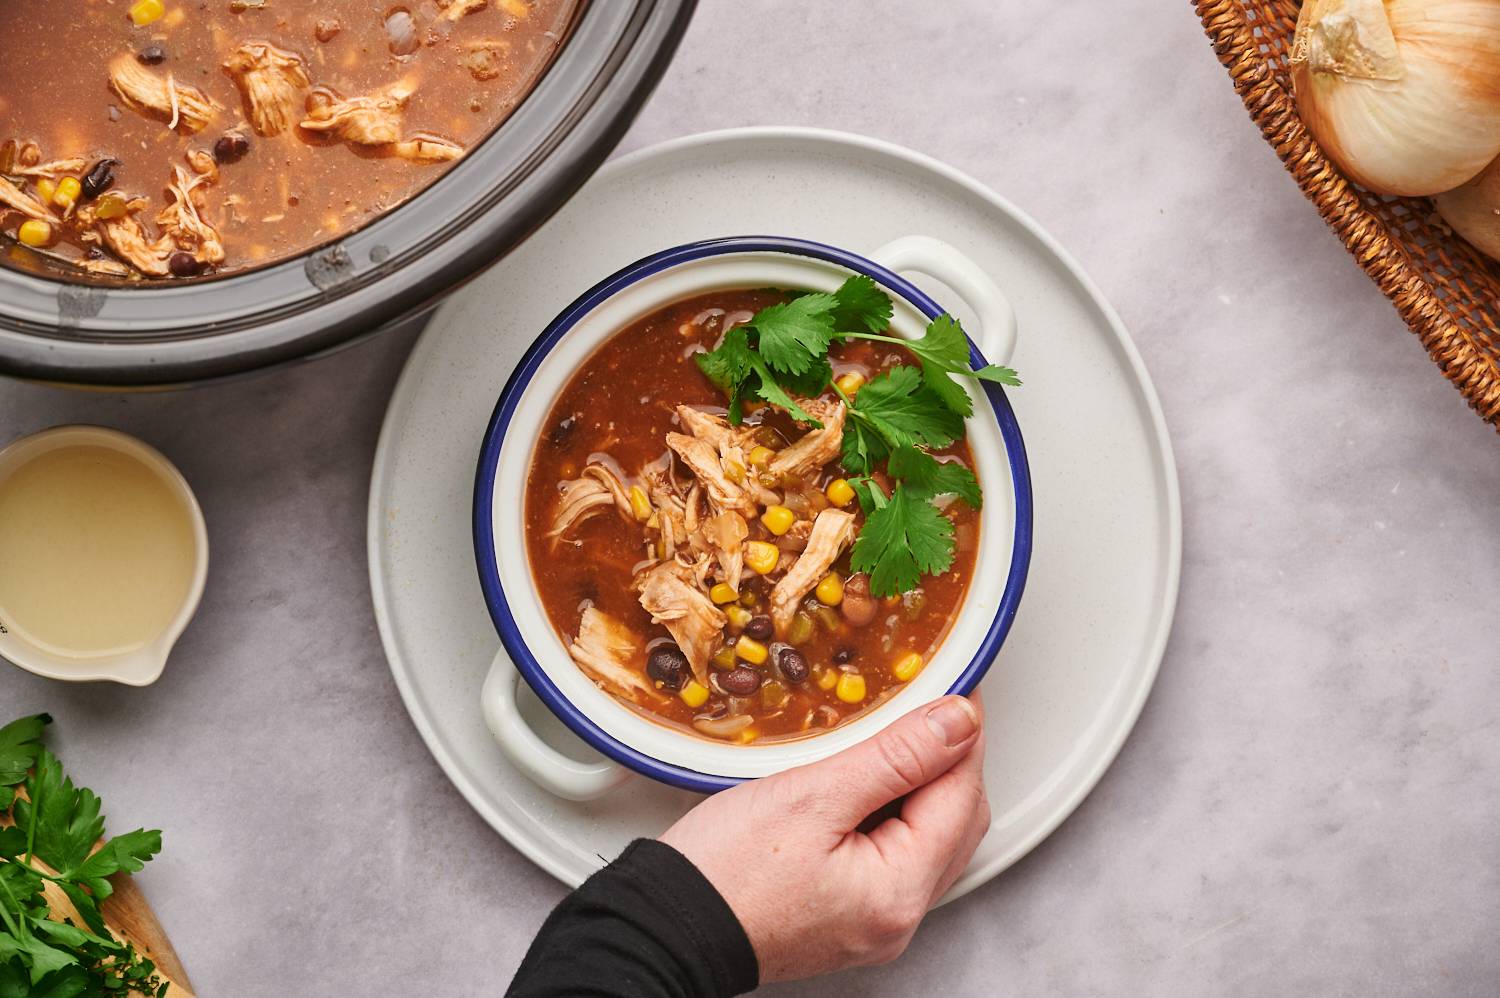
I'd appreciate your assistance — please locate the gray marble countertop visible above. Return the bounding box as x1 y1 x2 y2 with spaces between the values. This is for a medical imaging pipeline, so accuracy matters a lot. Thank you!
4 2 1498 995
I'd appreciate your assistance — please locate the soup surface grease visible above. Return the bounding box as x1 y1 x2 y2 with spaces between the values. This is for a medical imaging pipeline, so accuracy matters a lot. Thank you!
0 446 197 657
0 0 577 279
525 290 980 744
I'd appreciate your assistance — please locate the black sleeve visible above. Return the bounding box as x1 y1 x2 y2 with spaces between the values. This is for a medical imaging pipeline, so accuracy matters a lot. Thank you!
507 838 759 998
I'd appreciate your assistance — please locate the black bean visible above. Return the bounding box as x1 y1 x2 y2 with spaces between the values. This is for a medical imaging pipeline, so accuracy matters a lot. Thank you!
743 615 773 642
168 251 200 277
776 647 810 684
718 666 763 697
548 415 576 447
81 160 118 200
213 133 250 165
832 647 856 665
137 45 167 65
645 645 688 690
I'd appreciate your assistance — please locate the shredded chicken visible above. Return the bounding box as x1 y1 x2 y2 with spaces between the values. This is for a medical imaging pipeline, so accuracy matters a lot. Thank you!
636 562 726 685
702 512 749 594
442 0 488 19
568 608 661 702
674 405 779 506
7 158 88 181
300 82 467 163
108 54 219 133
769 398 846 481
770 509 857 636
549 464 632 542
665 432 759 516
387 136 465 162
0 176 51 222
223 43 310 137
77 165 223 277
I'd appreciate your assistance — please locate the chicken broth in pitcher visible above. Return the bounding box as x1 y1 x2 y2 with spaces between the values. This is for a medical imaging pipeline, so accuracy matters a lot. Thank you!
525 290 981 744
0 0 579 279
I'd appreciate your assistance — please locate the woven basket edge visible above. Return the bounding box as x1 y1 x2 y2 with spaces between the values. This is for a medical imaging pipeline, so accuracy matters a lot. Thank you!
1194 0 1500 428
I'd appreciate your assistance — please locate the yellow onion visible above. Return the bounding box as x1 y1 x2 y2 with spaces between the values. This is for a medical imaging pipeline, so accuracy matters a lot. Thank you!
1291 0 1500 196
1436 154 1500 259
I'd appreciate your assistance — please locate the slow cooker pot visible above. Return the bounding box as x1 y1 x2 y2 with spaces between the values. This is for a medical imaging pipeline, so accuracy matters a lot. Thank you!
0 0 696 387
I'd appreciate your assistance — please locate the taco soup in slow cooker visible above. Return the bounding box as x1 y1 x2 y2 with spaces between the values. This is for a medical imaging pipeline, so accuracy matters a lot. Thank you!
0 0 579 280
525 279 1005 745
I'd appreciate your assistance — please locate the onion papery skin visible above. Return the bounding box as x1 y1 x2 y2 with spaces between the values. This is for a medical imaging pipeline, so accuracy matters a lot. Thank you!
1292 0 1500 197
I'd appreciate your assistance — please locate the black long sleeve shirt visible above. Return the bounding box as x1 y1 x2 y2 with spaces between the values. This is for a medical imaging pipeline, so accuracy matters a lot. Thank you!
507 839 759 998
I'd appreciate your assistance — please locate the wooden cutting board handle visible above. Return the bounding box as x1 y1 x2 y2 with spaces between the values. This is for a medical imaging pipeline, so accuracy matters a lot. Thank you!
101 874 194 996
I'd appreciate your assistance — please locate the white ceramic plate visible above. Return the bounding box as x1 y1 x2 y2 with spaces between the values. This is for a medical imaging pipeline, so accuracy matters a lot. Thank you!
367 127 1181 900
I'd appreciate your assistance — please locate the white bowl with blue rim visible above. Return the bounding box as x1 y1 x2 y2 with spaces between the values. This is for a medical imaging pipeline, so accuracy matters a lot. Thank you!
474 234 1032 799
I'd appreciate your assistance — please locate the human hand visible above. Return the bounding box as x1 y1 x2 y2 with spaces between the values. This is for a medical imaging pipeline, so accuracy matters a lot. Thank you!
659 693 989 984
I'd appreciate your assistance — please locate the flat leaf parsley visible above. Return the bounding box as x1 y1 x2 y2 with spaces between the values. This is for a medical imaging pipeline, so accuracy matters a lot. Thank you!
0 714 169 996
694 274 1021 597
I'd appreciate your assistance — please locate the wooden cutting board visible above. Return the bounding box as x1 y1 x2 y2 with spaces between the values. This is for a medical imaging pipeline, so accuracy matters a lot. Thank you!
37 871 194 996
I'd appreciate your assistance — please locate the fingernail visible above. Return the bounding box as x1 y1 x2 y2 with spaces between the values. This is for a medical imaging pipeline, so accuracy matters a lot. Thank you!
925 697 978 747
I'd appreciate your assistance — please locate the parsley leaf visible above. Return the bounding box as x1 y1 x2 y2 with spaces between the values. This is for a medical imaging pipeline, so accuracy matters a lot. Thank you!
0 716 48 788
830 275 893 335
850 483 957 597
849 365 964 450
750 293 838 375
887 445 982 509
0 718 167 996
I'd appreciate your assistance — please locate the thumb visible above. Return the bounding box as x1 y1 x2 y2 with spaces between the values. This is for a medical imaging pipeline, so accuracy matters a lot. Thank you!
787 695 981 832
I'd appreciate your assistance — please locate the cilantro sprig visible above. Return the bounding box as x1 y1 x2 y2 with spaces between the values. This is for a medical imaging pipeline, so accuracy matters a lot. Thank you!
0 715 168 996
694 274 1020 597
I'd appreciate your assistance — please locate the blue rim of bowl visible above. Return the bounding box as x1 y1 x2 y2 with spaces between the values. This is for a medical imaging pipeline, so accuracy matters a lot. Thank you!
473 235 1033 793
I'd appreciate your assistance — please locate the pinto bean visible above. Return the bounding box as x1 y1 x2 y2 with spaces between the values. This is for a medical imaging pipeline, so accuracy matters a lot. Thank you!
841 573 878 626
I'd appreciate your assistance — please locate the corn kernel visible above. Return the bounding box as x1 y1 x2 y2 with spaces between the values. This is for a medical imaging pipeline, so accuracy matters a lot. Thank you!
825 478 855 508
815 573 844 606
16 220 52 247
745 540 779 575
892 652 925 682
734 726 760 744
710 583 738 605
129 0 166 25
815 667 838 691
725 606 752 632
760 505 795 536
748 445 775 468
735 635 768 665
627 485 652 522
35 179 57 204
712 645 738 670
835 371 866 397
835 672 867 703
53 177 81 211
679 680 709 708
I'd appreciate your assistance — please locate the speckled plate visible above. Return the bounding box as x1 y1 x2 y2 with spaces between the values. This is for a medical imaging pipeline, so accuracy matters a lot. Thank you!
367 127 1181 900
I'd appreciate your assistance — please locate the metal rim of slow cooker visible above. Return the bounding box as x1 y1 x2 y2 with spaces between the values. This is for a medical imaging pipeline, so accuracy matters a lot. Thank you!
0 0 698 387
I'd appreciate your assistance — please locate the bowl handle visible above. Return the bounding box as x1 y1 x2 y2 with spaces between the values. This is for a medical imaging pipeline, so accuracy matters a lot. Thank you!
481 650 630 801
869 236 1018 365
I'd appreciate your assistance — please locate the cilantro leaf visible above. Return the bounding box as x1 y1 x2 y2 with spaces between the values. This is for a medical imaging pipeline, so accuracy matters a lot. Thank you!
850 365 964 450
750 293 838 375
905 314 972 372
0 716 49 787
850 484 956 597
777 355 832 399
839 412 889 476
830 275 893 335
887 446 982 509
749 358 819 426
918 359 973 418
973 363 1022 386
694 326 753 396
